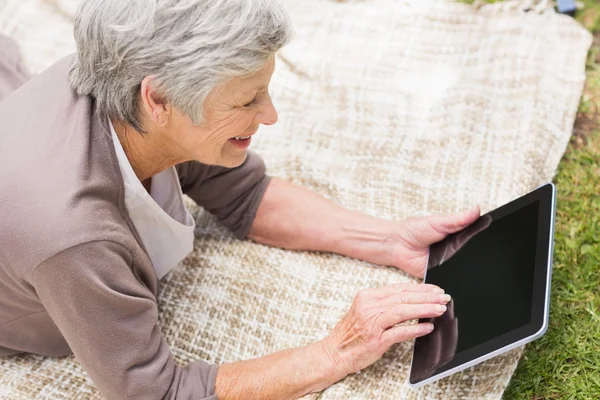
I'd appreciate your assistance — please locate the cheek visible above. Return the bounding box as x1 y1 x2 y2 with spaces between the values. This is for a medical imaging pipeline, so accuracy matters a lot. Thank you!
220 111 256 139
210 109 252 138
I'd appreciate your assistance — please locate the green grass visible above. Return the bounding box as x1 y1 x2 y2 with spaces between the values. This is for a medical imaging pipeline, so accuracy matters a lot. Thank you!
458 1 600 398
504 133 600 399
505 2 600 399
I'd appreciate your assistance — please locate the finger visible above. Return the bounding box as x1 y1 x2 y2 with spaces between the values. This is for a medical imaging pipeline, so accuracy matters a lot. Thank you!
379 303 447 328
371 283 445 299
427 206 481 235
381 290 452 306
381 322 434 347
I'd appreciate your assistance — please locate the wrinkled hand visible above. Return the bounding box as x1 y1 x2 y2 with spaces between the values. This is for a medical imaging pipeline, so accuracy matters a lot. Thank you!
322 283 452 378
389 207 481 278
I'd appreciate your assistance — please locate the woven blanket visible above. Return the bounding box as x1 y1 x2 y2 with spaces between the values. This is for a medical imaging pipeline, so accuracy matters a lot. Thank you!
0 0 591 399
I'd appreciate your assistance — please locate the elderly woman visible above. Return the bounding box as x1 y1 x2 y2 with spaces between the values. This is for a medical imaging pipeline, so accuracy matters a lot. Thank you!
0 0 480 399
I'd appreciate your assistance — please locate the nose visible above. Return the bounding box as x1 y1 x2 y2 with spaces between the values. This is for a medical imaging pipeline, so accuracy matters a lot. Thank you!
258 95 278 126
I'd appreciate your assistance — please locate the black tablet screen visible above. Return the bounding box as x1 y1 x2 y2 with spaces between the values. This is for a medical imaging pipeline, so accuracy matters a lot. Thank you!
410 200 541 384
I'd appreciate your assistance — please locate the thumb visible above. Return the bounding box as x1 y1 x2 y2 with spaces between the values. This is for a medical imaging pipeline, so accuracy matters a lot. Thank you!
427 206 481 235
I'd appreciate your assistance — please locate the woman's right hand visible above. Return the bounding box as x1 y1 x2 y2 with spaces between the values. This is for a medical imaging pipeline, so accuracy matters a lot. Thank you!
321 283 451 381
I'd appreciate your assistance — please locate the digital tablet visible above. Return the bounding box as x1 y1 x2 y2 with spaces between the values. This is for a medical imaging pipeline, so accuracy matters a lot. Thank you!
408 183 556 388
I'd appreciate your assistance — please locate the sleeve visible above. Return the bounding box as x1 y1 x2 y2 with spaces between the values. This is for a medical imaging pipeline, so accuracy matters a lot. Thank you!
31 241 219 400
176 150 272 239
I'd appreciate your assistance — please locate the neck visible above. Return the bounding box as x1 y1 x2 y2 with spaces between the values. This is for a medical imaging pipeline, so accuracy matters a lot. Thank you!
111 120 184 182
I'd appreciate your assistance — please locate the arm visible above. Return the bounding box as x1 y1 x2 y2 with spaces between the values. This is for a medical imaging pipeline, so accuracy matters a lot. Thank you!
216 283 449 399
247 177 400 262
179 149 478 276
35 241 436 400
215 341 340 399
32 240 347 400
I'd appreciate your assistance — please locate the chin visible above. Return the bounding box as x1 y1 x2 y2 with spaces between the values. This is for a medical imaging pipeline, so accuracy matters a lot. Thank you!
192 145 248 168
216 151 248 169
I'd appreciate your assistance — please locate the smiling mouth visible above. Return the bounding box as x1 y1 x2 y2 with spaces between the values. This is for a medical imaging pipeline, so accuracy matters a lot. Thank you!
230 129 258 141
228 132 255 149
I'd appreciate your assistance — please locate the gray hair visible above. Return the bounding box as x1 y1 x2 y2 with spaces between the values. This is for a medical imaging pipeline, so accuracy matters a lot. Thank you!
69 0 293 132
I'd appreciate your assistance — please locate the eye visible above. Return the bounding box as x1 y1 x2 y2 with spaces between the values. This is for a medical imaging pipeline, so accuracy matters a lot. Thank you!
243 98 257 108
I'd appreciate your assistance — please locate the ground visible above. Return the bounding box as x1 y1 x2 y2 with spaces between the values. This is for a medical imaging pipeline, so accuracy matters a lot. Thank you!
460 1 600 399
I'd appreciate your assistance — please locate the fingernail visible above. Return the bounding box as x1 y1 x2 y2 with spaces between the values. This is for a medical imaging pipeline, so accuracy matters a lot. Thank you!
439 294 451 302
426 323 434 332
433 288 445 294
435 304 447 313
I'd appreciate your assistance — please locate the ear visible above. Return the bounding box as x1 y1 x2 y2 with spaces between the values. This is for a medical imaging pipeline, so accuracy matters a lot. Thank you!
140 76 170 126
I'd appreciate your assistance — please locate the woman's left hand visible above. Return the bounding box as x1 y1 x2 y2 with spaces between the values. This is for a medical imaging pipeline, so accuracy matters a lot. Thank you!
334 206 481 278
387 206 481 277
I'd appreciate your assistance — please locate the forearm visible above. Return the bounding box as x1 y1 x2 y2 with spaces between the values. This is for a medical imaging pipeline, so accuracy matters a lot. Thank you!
247 177 401 265
215 339 343 400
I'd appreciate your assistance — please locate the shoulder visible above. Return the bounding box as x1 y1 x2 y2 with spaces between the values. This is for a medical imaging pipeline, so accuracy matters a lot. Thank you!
0 55 79 119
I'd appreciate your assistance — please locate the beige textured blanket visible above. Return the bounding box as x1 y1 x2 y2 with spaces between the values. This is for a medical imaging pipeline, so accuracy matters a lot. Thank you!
0 0 591 398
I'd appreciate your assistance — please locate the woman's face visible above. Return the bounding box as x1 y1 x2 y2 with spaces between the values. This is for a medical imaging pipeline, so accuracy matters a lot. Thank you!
166 56 278 168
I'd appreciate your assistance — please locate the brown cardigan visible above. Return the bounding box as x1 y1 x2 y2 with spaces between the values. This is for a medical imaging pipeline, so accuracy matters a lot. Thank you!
0 37 272 399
